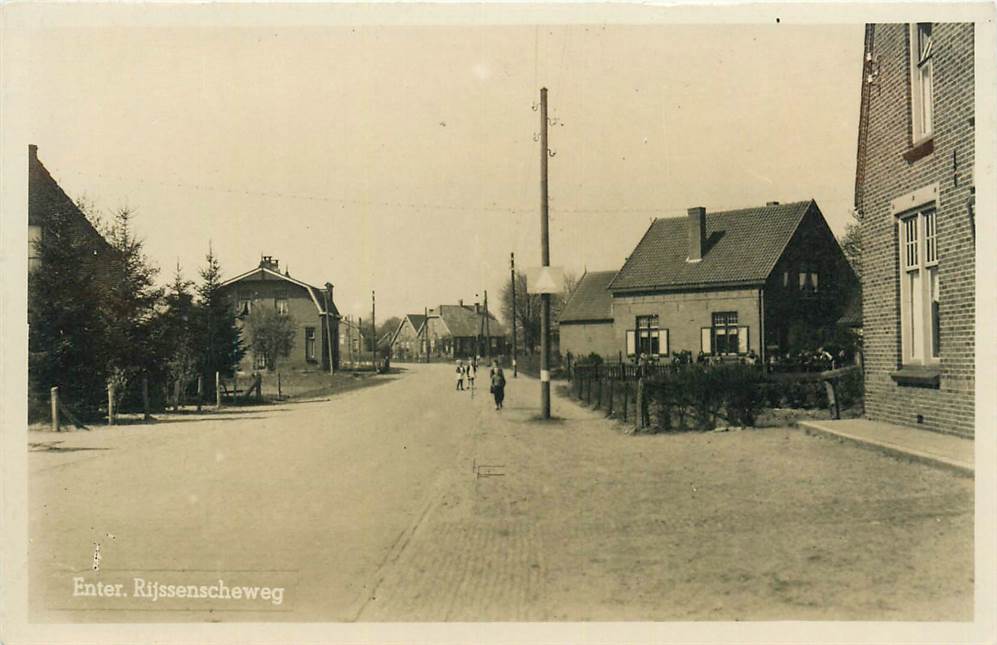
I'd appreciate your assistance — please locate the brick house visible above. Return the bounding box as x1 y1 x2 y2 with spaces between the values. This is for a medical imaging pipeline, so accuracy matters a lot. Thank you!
559 270 618 360
218 257 341 372
389 314 427 361
607 200 856 362
855 23 974 436
424 300 508 360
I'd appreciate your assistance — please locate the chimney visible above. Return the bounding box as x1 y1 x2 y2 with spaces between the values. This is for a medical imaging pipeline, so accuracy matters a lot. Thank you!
458 298 463 307
766 201 780 207
687 207 707 262
324 282 334 308
259 255 279 271
475 301 480 314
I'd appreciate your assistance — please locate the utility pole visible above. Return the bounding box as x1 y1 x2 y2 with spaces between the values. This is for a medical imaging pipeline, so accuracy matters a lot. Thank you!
539 86 552 419
484 290 491 359
510 252 518 377
424 306 430 363
323 284 335 374
371 290 377 370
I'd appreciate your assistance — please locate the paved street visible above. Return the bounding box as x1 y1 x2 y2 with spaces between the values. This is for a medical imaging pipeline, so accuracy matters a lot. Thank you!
29 364 973 622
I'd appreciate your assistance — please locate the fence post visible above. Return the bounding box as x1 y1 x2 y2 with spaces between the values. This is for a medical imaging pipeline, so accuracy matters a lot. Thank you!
196 375 204 412
107 382 115 426
142 376 150 421
607 379 614 416
50 386 60 432
622 380 629 422
215 371 221 408
635 377 645 432
595 376 602 409
277 372 282 400
825 380 840 420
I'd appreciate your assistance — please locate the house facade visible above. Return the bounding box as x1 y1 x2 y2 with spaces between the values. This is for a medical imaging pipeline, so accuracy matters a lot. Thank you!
608 200 856 362
855 23 974 437
218 257 341 372
559 270 618 360
389 314 427 361
424 301 508 360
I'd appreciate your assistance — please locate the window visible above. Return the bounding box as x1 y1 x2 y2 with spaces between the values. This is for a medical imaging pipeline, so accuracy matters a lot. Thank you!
275 297 289 315
898 207 939 364
305 327 317 361
702 311 749 356
626 314 669 357
254 353 267 369
237 299 252 316
28 225 42 270
799 265 820 294
910 23 934 142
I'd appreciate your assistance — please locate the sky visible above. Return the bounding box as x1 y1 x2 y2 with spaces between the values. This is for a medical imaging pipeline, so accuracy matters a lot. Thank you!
6 16 865 321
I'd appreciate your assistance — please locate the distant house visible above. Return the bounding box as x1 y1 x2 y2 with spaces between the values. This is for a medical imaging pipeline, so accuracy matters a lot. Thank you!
607 200 856 362
425 300 508 360
854 23 974 436
339 315 364 366
389 314 427 361
218 256 341 372
559 270 618 361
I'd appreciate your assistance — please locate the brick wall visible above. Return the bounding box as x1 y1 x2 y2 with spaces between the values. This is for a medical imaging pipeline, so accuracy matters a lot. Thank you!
858 23 975 436
227 279 326 372
611 289 762 357
560 322 617 360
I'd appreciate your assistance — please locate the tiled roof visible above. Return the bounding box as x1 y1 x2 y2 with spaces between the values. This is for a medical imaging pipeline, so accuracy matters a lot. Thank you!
559 270 617 323
609 200 815 292
219 266 340 316
406 314 427 332
436 305 507 338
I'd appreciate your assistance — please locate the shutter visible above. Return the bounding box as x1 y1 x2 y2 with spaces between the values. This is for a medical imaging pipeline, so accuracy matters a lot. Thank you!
661 329 669 355
738 326 749 354
701 327 712 354
626 330 636 356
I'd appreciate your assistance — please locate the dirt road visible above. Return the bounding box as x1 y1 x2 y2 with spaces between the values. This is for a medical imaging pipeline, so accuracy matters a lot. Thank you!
29 363 973 622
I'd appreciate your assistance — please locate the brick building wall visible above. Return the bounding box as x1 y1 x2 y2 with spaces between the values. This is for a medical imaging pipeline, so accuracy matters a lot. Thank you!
560 322 617 360
611 289 762 358
858 23 975 436
226 280 334 372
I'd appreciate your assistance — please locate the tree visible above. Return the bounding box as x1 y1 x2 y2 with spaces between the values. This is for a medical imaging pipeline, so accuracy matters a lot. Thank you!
28 207 109 418
499 271 574 354
839 212 862 282
194 243 245 389
100 207 163 408
246 308 296 371
159 263 199 408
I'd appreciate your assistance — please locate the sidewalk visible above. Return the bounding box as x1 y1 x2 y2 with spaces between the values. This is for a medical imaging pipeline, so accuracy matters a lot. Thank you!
797 418 973 477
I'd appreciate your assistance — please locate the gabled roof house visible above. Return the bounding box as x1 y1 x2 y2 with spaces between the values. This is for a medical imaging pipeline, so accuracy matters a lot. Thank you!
604 200 856 361
218 256 341 372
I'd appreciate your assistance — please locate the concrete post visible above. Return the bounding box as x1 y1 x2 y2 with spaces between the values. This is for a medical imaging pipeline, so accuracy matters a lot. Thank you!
51 386 60 432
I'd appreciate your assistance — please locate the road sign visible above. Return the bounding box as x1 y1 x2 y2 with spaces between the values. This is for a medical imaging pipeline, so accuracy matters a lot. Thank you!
526 266 564 294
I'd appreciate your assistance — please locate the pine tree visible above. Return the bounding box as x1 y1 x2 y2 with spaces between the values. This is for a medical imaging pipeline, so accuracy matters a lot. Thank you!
28 208 109 418
100 207 162 409
194 244 245 394
160 262 198 408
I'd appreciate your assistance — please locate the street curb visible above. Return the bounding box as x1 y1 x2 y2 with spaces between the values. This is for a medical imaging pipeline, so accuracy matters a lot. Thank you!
796 420 974 478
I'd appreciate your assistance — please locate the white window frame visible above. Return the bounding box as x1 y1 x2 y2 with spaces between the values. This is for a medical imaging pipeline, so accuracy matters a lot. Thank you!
626 316 669 358
897 205 940 366
909 23 934 144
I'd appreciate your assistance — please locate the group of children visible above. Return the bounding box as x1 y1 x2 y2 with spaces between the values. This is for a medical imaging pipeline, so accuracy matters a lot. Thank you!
455 358 506 410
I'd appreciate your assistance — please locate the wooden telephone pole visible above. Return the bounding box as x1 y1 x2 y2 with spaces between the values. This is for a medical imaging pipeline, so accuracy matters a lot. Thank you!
371 290 376 369
539 87 552 419
510 252 518 378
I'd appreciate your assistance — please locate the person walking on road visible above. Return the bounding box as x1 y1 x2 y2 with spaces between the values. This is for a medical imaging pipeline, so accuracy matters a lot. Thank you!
489 360 506 411
456 360 466 391
467 359 477 392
